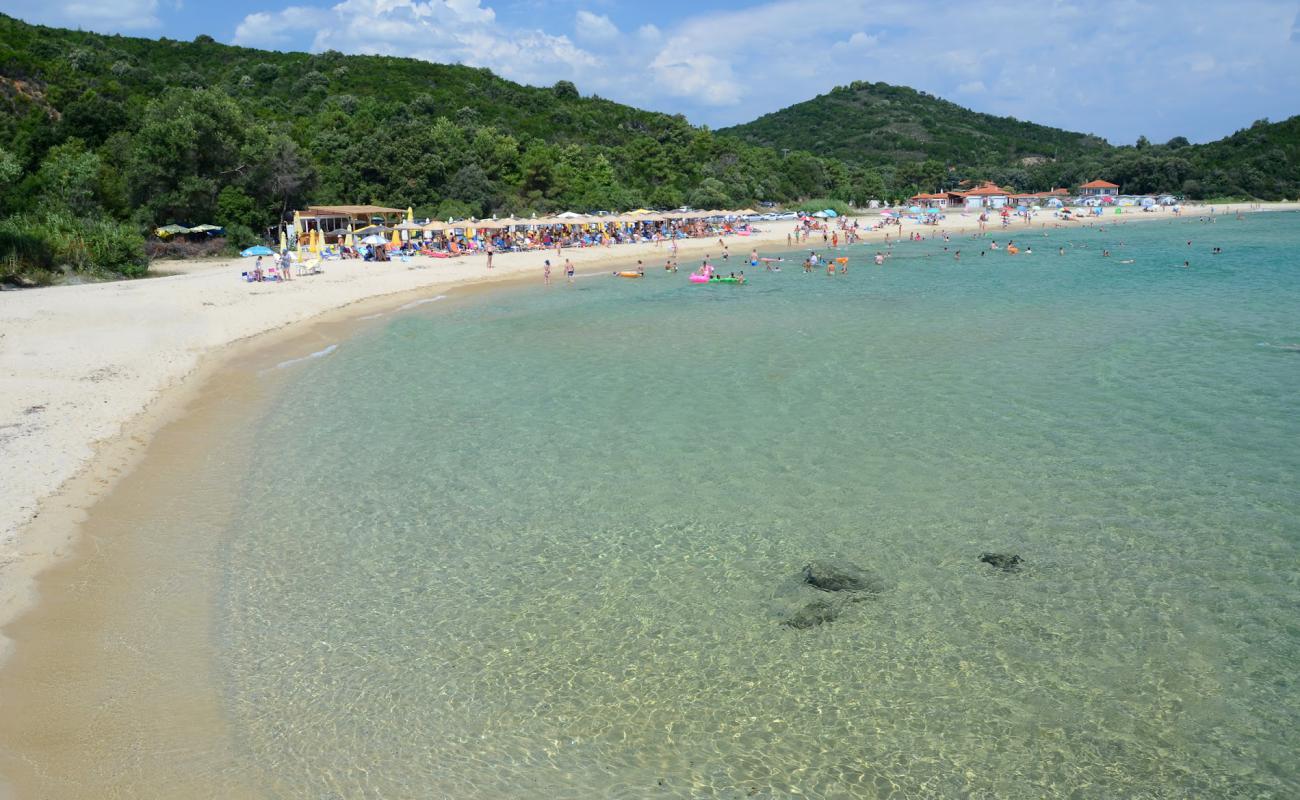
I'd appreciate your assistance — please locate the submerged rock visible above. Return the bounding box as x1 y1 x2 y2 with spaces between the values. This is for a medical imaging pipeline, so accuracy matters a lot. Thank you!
782 598 840 629
980 553 1023 571
801 560 886 594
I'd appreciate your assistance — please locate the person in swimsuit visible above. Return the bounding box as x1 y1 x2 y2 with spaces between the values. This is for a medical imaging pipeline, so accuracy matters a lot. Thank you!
565 258 575 283
543 259 552 285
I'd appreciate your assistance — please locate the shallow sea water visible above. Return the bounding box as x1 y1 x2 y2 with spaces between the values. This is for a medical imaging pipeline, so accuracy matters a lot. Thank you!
218 214 1299 798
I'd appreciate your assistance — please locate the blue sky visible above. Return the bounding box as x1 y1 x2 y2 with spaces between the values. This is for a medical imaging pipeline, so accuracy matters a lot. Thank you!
4 0 1299 145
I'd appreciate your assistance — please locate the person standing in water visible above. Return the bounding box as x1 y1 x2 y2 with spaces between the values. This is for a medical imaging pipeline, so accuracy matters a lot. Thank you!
565 258 575 284
543 259 552 285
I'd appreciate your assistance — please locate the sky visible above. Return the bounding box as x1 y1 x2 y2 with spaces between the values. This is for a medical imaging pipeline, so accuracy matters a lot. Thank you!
4 0 1300 145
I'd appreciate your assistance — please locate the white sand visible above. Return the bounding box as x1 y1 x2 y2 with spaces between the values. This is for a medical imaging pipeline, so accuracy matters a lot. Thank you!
0 203 1286 635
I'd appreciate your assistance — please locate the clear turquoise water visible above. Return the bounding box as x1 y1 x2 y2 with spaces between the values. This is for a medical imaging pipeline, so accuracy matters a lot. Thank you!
219 214 1300 798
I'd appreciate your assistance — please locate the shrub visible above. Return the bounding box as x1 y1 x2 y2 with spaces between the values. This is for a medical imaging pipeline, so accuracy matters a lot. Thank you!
0 211 147 281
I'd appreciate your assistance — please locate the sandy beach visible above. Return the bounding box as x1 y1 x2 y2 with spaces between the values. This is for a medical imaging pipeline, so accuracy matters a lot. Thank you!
0 203 1287 646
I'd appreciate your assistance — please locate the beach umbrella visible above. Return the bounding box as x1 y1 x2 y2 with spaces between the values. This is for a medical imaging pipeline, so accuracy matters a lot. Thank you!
279 227 288 253
361 234 385 245
406 206 414 223
154 224 190 238
823 209 838 217
390 229 401 248
344 226 355 248
240 245 275 257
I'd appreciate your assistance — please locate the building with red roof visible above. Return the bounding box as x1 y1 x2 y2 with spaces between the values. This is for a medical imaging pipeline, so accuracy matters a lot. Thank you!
1079 179 1120 198
960 182 1012 209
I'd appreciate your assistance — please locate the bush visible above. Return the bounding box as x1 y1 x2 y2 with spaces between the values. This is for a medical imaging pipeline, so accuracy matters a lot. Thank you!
0 211 147 282
145 235 229 260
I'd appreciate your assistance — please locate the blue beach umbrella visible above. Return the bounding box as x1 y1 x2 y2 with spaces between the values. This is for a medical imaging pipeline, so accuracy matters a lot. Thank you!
823 209 838 217
240 245 275 257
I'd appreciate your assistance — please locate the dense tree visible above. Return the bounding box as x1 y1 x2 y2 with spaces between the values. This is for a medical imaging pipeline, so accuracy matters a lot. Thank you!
0 11 1294 283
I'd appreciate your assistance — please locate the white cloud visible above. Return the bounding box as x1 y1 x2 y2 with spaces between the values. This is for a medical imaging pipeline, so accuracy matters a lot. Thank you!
232 0 596 84
0 0 161 28
232 6 320 49
574 10 618 42
219 0 1300 144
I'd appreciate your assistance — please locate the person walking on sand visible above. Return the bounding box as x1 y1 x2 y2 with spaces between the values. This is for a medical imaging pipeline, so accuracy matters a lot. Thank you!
543 259 552 285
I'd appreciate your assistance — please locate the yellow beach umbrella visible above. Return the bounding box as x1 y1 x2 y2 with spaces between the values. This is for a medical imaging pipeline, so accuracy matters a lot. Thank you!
406 206 414 223
309 228 320 254
278 226 287 253
345 226 355 248
390 229 401 248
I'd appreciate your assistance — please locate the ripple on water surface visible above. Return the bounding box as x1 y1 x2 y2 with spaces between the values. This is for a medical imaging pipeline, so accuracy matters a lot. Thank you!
219 215 1300 798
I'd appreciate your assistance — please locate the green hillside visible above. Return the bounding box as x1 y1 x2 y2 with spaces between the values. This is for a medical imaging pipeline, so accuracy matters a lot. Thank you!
0 13 876 280
720 81 1299 202
0 13 1295 282
719 81 1111 167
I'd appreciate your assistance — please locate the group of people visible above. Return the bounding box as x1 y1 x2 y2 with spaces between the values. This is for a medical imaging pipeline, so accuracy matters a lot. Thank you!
246 252 294 283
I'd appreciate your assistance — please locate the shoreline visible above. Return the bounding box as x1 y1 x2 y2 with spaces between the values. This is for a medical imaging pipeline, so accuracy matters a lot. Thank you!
0 203 1292 654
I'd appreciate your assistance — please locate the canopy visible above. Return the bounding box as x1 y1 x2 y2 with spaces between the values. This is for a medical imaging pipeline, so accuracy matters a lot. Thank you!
478 217 524 229
189 223 224 233
822 209 838 217
154 224 191 237
240 245 275 257
925 208 941 214
420 220 449 232
354 224 391 236
393 221 423 231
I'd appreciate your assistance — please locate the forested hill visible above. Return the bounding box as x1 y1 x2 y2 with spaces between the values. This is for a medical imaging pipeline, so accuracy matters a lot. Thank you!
0 11 884 279
718 81 1111 168
719 81 1300 203
0 13 1296 282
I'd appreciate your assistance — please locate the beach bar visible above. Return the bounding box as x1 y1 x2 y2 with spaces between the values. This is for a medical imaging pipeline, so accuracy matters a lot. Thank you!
295 205 405 242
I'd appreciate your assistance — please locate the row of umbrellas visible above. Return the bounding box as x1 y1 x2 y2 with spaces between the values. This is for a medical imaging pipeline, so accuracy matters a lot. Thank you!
275 206 764 256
